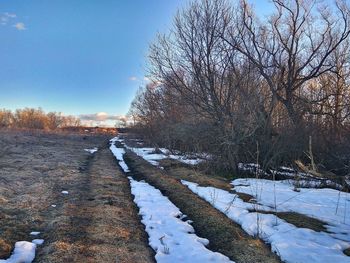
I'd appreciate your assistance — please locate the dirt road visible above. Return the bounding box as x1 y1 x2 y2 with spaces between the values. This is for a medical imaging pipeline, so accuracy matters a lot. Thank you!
0 130 154 263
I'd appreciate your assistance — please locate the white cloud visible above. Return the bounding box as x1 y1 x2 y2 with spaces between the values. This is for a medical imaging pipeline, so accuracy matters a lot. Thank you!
5 12 16 18
79 112 125 121
129 76 138 81
1 12 17 26
13 22 26 30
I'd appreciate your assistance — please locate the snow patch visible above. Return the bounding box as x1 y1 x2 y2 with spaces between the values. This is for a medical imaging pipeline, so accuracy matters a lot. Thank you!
109 138 130 172
84 147 98 154
0 241 36 263
31 239 44 246
232 178 350 241
129 177 233 263
182 180 350 263
61 191 69 195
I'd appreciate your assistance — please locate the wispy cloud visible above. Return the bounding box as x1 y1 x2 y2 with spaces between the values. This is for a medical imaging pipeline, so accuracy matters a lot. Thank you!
129 76 138 81
13 22 26 30
1 12 17 26
5 12 16 18
1 13 26 30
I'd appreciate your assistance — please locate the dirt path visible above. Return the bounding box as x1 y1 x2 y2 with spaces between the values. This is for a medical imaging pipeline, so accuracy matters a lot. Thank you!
37 145 155 263
0 130 154 263
124 150 281 263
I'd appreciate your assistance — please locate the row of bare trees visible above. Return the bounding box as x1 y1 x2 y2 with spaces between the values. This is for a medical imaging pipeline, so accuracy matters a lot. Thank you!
0 108 81 130
129 0 350 176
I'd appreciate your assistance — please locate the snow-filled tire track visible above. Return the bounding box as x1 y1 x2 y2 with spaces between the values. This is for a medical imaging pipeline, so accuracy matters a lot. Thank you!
128 177 233 263
109 136 234 263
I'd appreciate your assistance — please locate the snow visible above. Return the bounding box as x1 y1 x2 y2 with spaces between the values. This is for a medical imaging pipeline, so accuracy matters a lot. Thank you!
109 139 130 172
29 232 40 236
127 147 166 166
0 241 36 263
127 145 203 167
51 204 56 208
84 147 98 154
129 177 233 263
110 136 205 167
31 239 44 245
182 180 350 263
232 178 350 241
61 191 69 195
238 163 343 189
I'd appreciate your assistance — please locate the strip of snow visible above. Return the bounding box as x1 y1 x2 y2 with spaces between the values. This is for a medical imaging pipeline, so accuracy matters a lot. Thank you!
109 139 130 172
110 137 124 143
31 239 44 245
232 178 350 241
110 136 205 167
129 177 233 263
61 191 68 195
84 147 98 154
182 180 350 263
0 241 36 263
29 232 40 236
126 146 204 167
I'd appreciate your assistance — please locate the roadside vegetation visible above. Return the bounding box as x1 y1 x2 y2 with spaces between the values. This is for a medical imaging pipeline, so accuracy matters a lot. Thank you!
0 108 81 130
128 0 350 182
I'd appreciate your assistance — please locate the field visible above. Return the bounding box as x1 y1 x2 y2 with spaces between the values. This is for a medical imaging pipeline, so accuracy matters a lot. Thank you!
0 129 154 262
0 129 349 263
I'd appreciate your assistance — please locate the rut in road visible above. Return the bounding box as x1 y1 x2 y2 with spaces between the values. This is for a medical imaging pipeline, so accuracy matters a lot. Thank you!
36 144 155 263
124 150 281 263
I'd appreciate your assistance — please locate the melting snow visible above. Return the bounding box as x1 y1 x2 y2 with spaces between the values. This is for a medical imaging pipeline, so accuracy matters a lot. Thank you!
31 239 44 245
61 191 69 195
129 177 233 263
109 139 130 172
110 136 205 167
182 180 350 263
0 241 36 263
84 147 98 154
232 178 350 241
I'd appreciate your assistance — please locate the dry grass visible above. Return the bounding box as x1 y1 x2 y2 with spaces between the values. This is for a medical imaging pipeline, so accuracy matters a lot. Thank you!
0 129 154 262
249 210 328 233
159 158 232 190
125 152 281 263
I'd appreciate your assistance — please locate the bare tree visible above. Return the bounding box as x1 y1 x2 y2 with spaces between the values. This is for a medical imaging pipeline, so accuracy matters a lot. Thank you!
227 0 350 127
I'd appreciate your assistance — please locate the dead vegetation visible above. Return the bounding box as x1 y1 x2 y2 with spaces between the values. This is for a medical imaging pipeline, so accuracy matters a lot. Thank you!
0 129 154 262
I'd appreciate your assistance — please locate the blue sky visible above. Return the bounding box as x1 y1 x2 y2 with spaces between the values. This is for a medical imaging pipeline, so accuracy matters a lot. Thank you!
0 0 272 126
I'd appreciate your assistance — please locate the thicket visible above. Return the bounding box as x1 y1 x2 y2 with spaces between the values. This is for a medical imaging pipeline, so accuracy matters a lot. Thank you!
128 0 350 176
0 108 81 130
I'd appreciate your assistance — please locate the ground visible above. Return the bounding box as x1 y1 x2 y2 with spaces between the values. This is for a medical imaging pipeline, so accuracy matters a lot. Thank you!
2 129 347 263
0 129 154 262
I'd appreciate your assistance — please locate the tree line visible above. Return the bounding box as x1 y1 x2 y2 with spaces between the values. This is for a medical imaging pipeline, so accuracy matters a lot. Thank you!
0 108 81 130
128 0 350 176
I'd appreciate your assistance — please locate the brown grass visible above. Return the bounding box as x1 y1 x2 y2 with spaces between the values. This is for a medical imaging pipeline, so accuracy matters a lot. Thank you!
250 210 328 232
0 129 154 262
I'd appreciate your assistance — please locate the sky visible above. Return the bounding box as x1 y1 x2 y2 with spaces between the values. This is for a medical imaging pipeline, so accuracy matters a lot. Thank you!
0 0 273 126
